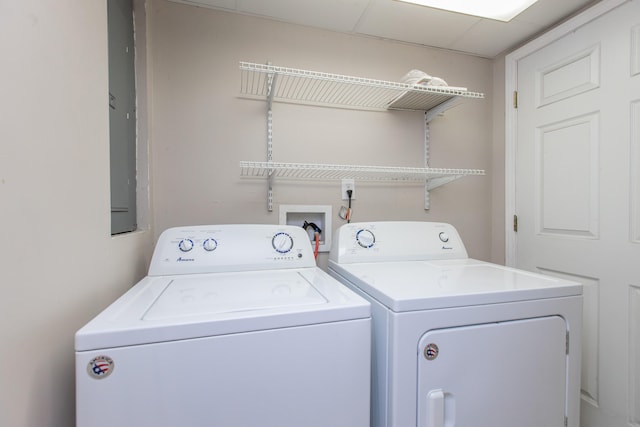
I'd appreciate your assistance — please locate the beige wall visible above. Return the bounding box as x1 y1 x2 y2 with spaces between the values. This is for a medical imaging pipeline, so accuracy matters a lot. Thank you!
0 2 152 426
149 0 495 267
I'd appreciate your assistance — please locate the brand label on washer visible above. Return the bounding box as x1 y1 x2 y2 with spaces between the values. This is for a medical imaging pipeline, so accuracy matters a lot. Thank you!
87 355 114 379
424 343 439 360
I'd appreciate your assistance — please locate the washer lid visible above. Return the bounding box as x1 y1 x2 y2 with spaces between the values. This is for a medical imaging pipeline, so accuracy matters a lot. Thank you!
143 271 326 320
75 268 370 351
329 258 582 312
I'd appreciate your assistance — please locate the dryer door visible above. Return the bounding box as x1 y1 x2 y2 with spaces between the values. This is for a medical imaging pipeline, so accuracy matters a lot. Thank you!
417 316 567 427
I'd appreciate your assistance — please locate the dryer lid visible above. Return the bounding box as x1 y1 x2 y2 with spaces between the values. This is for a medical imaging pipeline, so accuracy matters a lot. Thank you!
329 258 582 312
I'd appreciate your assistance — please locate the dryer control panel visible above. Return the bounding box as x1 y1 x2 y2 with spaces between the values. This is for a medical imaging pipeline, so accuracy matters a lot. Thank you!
329 221 468 264
149 224 315 276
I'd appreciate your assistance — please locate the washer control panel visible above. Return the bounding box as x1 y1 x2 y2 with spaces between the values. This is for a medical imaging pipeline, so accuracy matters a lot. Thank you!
272 232 294 254
149 224 315 276
329 221 468 264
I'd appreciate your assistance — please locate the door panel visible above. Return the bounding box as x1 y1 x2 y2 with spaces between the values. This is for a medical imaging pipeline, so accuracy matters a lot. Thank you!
631 286 640 424
515 2 640 426
632 100 640 242
536 113 599 237
633 24 640 76
536 45 600 108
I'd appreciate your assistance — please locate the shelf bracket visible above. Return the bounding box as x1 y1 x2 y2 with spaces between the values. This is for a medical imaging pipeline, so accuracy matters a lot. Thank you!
424 96 462 209
426 175 463 190
425 96 461 123
267 107 273 211
424 113 431 210
266 69 277 211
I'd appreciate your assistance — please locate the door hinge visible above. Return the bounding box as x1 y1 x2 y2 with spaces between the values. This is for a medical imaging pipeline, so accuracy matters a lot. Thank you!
513 91 518 109
513 214 518 232
566 332 570 355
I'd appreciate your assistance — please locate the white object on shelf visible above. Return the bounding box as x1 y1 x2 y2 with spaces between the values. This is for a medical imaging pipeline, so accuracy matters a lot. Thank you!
400 69 433 85
238 61 485 210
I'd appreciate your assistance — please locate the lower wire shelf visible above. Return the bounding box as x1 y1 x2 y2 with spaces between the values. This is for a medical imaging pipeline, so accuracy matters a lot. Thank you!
240 161 485 211
240 161 484 185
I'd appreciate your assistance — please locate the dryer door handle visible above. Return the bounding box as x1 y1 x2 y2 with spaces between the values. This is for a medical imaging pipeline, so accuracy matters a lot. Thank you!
426 389 445 427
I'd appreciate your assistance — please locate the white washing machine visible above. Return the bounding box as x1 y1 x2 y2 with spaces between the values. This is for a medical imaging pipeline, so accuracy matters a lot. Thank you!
328 221 583 427
76 224 371 427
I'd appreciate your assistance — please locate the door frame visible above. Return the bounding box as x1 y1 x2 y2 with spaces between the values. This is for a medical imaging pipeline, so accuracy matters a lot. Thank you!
504 0 629 267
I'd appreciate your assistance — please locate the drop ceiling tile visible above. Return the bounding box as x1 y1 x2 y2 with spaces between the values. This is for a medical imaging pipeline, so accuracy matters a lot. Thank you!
164 0 602 58
356 0 480 49
513 0 595 26
237 0 371 33
449 18 542 57
170 0 237 11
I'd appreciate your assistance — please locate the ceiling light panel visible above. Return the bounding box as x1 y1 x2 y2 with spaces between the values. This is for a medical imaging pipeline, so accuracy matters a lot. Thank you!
395 0 539 22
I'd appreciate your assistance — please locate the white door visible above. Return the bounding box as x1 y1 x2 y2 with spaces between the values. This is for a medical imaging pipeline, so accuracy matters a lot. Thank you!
513 1 640 426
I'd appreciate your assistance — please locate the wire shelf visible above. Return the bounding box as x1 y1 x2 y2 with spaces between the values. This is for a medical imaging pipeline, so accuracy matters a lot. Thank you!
240 161 485 183
238 61 486 210
239 62 484 111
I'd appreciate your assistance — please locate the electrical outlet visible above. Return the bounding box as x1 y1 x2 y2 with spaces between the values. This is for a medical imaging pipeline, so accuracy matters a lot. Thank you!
341 179 355 201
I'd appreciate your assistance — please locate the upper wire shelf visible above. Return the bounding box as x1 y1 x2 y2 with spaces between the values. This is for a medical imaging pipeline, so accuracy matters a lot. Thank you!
239 62 484 112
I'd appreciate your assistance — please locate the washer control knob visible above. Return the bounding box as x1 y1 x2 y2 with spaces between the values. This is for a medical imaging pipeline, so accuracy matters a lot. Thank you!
356 229 376 248
272 232 294 254
438 232 449 243
203 238 218 252
178 239 194 252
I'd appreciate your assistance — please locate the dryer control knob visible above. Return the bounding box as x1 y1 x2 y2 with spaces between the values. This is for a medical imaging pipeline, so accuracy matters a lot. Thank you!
203 238 218 252
438 232 449 243
178 239 194 252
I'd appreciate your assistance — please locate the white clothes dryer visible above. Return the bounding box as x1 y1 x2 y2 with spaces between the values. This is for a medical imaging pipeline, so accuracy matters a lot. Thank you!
328 221 582 427
76 224 371 427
